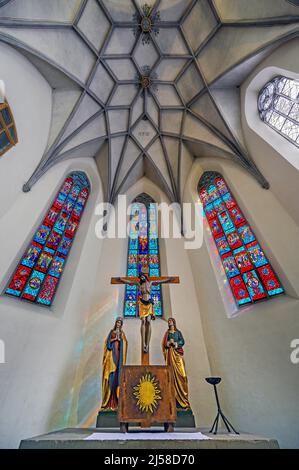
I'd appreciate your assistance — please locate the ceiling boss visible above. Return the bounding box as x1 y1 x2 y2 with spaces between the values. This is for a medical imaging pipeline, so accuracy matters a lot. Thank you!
133 3 160 45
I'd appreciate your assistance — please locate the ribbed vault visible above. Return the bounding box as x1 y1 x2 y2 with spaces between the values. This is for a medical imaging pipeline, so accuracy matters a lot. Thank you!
0 0 298 202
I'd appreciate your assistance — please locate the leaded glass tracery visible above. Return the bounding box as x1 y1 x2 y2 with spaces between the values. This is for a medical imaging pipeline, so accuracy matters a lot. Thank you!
258 75 299 147
5 172 90 306
198 172 284 307
0 101 18 156
124 194 163 318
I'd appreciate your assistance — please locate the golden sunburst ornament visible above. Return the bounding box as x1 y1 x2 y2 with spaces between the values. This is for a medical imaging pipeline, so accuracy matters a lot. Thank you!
133 373 162 413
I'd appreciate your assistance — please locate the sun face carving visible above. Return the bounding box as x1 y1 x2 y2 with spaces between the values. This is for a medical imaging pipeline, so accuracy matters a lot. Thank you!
133 373 162 413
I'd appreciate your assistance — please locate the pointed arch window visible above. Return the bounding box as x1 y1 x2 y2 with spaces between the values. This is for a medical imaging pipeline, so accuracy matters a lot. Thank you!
258 75 299 147
124 193 163 318
5 171 90 306
0 101 18 156
198 172 284 307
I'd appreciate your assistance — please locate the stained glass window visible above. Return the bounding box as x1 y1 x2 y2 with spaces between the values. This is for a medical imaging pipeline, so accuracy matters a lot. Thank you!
0 101 18 156
258 75 299 147
5 172 90 306
198 172 284 307
124 193 163 318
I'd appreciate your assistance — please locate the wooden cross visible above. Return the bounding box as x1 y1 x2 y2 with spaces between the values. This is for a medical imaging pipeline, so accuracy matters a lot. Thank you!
111 276 179 285
111 275 180 365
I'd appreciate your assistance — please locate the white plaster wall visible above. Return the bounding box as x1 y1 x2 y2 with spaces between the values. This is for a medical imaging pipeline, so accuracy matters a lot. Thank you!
0 42 52 218
241 37 299 227
184 158 299 448
0 157 104 448
0 41 105 448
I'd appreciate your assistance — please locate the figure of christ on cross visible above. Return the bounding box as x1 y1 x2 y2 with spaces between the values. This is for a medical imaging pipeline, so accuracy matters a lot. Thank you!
111 269 179 365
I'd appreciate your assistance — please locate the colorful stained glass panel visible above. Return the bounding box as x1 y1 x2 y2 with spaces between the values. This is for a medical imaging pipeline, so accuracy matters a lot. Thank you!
213 198 226 214
6 265 32 297
128 254 138 268
234 247 253 273
200 188 210 205
238 224 255 245
208 217 223 237
243 271 267 301
229 207 245 226
65 217 78 238
215 177 229 195
222 192 236 210
54 211 69 233
46 230 62 251
54 192 68 210
5 172 90 306
124 196 163 318
257 265 284 296
229 276 251 306
215 235 231 257
222 254 240 279
129 237 138 250
199 173 284 307
44 207 59 227
34 225 51 245
49 256 65 279
226 229 243 250
149 253 159 269
205 203 217 220
149 238 158 251
218 211 234 232
124 284 138 317
37 276 59 306
35 251 53 273
152 284 162 317
247 242 268 268
21 244 42 268
57 236 72 256
207 184 219 202
22 270 45 301
150 268 160 277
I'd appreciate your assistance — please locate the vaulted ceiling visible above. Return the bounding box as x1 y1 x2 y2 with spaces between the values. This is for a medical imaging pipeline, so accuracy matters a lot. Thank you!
0 0 299 202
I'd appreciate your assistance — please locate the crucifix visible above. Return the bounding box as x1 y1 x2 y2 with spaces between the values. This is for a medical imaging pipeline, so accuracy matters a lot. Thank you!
111 268 180 366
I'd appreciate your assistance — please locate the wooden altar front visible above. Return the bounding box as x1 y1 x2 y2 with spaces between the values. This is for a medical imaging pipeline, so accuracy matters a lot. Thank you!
118 365 176 432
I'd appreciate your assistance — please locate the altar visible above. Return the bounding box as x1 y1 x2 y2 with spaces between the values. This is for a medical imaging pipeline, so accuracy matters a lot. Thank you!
19 428 279 449
118 365 176 432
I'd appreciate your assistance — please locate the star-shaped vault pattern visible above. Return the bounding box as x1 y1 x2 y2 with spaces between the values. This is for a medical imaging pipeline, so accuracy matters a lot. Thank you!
0 0 299 203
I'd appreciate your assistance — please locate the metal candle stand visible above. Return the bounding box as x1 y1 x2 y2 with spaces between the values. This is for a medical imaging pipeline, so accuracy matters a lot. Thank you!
206 377 239 435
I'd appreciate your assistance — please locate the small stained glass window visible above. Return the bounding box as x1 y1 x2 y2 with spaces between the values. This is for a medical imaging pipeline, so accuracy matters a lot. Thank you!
286 1 299 7
198 172 284 308
0 102 17 156
124 193 163 318
258 76 299 147
5 172 90 306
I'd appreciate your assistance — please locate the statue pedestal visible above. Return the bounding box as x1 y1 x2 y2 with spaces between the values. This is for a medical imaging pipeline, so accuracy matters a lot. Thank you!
96 410 119 428
176 409 196 428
